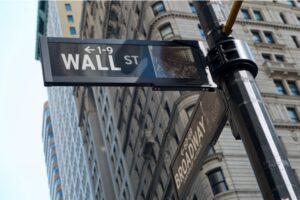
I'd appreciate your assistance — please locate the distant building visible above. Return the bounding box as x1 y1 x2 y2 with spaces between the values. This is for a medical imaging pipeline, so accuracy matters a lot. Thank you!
38 1 300 200
42 102 63 200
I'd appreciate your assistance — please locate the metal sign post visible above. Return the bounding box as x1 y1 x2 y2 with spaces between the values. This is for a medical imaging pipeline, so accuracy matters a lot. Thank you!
40 37 216 90
193 1 300 199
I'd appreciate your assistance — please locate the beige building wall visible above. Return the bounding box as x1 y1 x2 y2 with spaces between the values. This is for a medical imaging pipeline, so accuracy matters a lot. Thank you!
57 1 83 37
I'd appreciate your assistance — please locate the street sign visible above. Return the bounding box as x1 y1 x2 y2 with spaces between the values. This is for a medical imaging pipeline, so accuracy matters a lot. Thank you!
39 37 216 90
170 90 228 199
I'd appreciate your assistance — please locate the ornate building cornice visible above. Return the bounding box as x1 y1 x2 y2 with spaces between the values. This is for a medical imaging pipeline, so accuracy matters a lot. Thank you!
236 19 300 32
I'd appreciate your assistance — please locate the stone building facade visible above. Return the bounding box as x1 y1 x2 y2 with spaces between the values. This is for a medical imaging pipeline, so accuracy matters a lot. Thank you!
39 1 300 200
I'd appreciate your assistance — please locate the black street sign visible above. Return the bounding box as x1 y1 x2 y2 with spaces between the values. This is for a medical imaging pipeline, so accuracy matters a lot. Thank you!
39 37 216 90
170 90 228 199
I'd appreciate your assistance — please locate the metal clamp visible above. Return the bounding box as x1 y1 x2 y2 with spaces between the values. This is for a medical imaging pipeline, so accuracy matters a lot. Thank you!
207 38 258 79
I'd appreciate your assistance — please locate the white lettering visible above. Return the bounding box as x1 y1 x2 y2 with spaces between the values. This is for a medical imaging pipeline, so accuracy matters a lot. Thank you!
191 132 200 150
175 173 181 189
124 55 132 65
185 152 192 169
109 55 121 71
95 55 109 70
82 55 96 70
199 115 205 133
188 143 195 160
61 54 80 70
131 55 139 65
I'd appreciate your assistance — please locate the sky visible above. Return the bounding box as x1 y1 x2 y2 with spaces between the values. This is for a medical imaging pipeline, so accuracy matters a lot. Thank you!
0 1 50 200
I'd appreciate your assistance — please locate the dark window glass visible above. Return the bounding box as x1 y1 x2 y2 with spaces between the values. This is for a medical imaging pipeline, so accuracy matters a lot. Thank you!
241 9 251 19
264 32 275 44
288 81 300 96
65 3 71 11
287 0 296 7
253 10 264 21
190 3 196 13
186 104 195 117
292 36 300 48
70 27 76 35
67 15 74 23
207 168 228 195
251 30 262 43
297 16 300 24
262 53 272 61
275 55 285 62
287 108 299 123
152 1 165 16
274 80 286 95
198 24 205 39
279 13 287 24
159 24 174 40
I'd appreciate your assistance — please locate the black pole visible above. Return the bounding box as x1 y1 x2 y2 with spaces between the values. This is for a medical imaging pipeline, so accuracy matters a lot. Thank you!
193 1 300 199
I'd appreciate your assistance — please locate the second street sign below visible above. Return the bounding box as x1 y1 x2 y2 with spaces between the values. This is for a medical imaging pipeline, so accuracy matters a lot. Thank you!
40 37 216 90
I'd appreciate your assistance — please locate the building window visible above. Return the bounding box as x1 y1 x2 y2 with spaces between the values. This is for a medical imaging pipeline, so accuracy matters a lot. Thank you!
275 55 285 62
297 16 300 24
274 80 286 95
186 104 195 117
65 3 71 11
241 9 251 20
251 30 262 43
152 1 165 16
198 24 205 40
262 53 272 61
159 24 174 40
287 107 299 123
288 81 300 96
253 10 264 21
189 2 196 13
279 13 287 24
264 31 275 44
67 15 74 23
207 168 228 195
292 36 300 48
70 27 76 35
287 0 296 7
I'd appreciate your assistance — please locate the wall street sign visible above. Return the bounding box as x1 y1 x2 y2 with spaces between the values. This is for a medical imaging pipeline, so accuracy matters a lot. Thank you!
170 90 228 199
39 37 216 90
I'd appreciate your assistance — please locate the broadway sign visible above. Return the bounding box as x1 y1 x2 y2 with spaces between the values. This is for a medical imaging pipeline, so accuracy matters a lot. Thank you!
39 37 216 90
170 90 228 199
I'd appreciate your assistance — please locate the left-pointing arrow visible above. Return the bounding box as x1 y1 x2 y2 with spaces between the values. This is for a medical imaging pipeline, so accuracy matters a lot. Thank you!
85 46 95 54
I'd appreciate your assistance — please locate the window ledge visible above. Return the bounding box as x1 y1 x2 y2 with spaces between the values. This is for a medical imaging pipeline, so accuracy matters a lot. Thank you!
203 152 224 166
263 61 300 76
253 42 286 50
273 123 300 130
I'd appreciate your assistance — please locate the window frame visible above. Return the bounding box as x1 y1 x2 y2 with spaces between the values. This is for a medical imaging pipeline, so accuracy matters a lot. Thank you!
67 15 74 23
292 36 300 48
69 27 77 35
262 53 272 61
198 24 205 40
65 3 72 11
159 23 174 40
251 30 263 43
279 12 287 24
152 1 165 16
241 8 251 20
275 54 285 62
274 80 287 95
287 107 300 123
207 168 229 195
189 2 196 14
253 10 264 21
264 31 276 44
287 81 300 96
